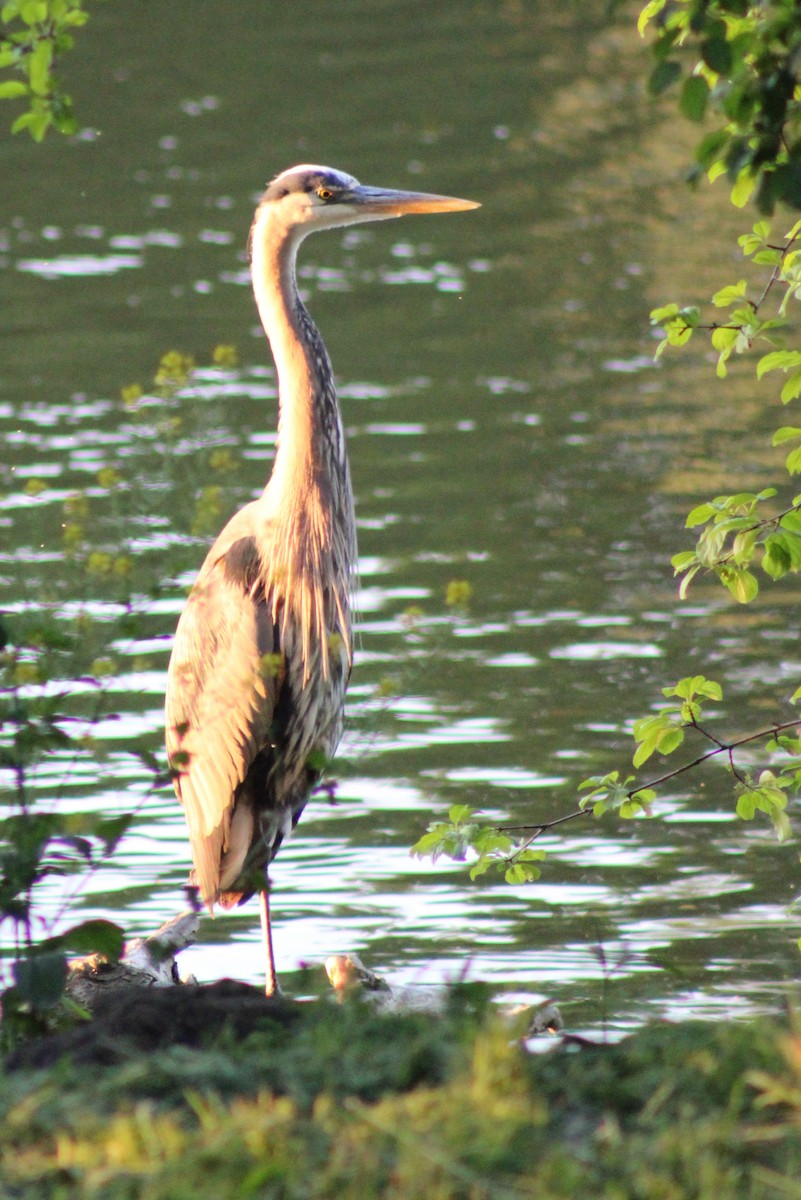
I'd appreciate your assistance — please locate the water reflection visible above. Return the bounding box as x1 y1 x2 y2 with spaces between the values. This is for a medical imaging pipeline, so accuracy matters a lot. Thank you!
17 253 143 278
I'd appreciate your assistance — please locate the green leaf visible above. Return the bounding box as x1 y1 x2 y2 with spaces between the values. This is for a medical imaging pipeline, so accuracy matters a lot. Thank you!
664 677 691 700
779 530 801 568
504 862 541 885
51 97 77 136
697 523 728 563
632 715 684 768
27 37 52 96
764 537 792 580
721 568 759 603
680 74 708 122
736 792 756 820
0 79 27 98
410 829 447 858
667 323 694 348
19 1 49 22
632 739 655 770
787 446 801 476
664 676 722 704
696 130 729 172
781 372 801 404
36 919 125 959
758 351 801 380
648 59 682 96
732 527 758 563
686 503 716 528
657 727 684 755
739 235 762 257
11 104 50 139
650 302 680 322
701 33 732 74
472 828 513 856
771 808 791 842
516 848 546 865
753 249 782 266
678 564 701 598
731 171 756 209
772 427 801 446
637 0 667 36
712 280 747 308
469 856 494 881
10 109 35 133
711 326 738 353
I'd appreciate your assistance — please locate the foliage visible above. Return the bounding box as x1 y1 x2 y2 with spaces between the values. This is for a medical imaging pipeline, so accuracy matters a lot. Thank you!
407 6 801 887
417 2 801 885
411 804 546 883
0 0 99 141
649 213 801 596
411 658 799 876
581 675 798 840
0 350 241 1041
1 992 800 1198
639 0 801 213
0 609 130 1041
621 2 801 848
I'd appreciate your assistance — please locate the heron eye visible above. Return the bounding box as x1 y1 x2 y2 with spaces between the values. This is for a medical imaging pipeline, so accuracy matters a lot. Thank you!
317 187 335 202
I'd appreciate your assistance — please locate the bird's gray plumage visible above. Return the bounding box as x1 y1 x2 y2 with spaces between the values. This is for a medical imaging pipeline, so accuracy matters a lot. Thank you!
164 164 478 991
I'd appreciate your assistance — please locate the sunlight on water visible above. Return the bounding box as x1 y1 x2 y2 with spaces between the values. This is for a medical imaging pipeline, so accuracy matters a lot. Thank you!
3 0 800 1033
16 253 143 278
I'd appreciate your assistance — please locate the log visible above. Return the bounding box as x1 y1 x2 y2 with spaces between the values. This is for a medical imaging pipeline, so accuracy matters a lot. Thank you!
66 911 199 1009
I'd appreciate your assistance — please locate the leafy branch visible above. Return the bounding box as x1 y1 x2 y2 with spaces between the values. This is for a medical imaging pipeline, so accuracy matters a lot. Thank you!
649 215 801 602
415 5 801 888
639 0 801 214
581 675 799 843
0 0 98 141
412 675 798 880
411 805 547 885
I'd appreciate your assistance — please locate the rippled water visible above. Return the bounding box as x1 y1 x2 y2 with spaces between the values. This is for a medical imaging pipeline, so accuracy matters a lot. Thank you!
2 0 800 1034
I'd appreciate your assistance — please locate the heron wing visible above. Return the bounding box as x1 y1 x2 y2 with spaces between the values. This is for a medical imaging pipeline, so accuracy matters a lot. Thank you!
165 522 281 905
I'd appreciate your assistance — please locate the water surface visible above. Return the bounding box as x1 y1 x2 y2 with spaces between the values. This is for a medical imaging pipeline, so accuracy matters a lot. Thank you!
1 0 799 1035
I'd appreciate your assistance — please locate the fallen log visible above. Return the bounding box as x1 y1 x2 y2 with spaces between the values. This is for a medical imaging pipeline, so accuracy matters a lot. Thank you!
66 910 199 1009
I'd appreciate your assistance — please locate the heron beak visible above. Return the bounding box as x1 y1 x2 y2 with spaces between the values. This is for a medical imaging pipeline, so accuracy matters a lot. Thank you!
347 185 480 217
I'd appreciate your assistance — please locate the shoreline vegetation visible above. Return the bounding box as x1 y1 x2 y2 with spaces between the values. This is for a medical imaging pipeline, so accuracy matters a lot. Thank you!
2 974 801 1198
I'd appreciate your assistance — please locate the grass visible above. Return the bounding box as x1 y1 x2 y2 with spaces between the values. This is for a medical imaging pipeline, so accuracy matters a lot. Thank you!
2 983 801 1198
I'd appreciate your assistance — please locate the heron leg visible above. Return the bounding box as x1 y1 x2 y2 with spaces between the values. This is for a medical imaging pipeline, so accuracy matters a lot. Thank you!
259 885 279 995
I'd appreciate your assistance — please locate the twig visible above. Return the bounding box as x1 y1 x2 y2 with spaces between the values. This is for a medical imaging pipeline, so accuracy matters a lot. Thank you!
501 808 590 836
499 717 801 839
628 717 800 798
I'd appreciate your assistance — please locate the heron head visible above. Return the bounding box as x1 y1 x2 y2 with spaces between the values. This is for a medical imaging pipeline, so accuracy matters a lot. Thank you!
258 164 479 236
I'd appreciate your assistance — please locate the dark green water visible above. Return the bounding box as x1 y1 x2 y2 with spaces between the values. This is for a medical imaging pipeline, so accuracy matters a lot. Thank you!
1 0 799 1032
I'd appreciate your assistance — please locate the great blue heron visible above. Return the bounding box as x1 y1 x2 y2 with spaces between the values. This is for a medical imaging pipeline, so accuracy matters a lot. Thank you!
165 164 479 994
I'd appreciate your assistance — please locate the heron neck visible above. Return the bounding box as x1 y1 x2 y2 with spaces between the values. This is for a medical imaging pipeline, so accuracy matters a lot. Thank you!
248 207 356 676
250 221 345 503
